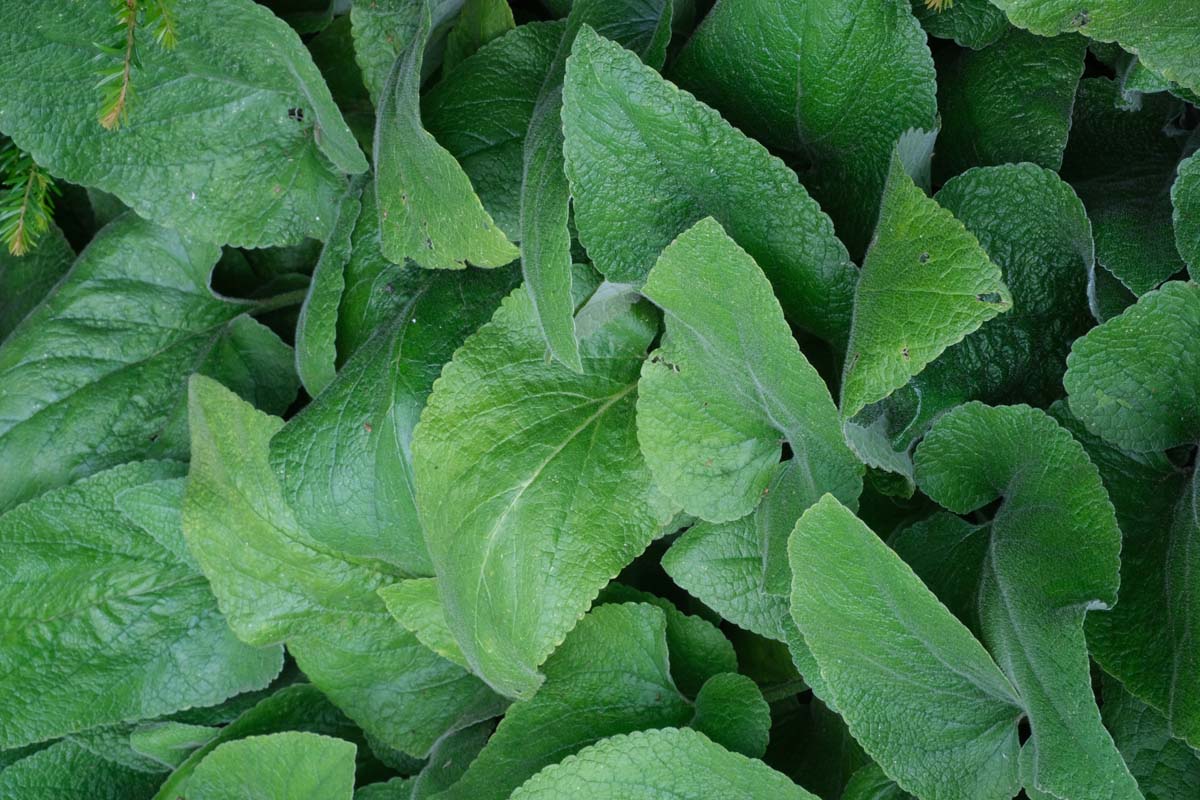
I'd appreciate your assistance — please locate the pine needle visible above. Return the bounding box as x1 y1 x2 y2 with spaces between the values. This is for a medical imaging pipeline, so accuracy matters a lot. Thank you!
924 0 953 10
0 142 58 257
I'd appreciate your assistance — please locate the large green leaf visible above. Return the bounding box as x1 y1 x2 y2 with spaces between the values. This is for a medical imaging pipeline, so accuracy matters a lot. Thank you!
848 164 1093 477
183 732 356 800
671 0 937 256
1102 676 1200 800
1060 78 1189 295
637 218 861 523
183 376 502 756
0 462 281 750
374 0 518 270
432 603 694 800
518 0 673 371
983 0 1200 94
840 152 1011 419
509 728 817 799
934 29 1085 182
0 740 161 800
561 26 857 346
443 0 516 72
272 249 519 575
152 683 387 800
412 271 675 699
913 403 1141 800
912 0 1007 49
0 213 295 514
789 494 1023 800
0 0 366 248
0 223 72 341
350 0 424 104
1063 282 1200 745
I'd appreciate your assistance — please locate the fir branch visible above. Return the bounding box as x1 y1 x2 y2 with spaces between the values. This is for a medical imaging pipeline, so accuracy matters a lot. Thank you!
923 0 954 10
0 141 58 257
96 0 178 131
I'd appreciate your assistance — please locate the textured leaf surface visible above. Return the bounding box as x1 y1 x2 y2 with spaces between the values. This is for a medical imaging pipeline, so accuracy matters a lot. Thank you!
0 0 366 248
912 0 1007 48
374 2 518 269
0 740 161 800
443 0 516 72
637 218 860 523
789 495 1023 800
413 275 674 699
1065 281 1200 452
509 728 817 799
1061 79 1188 295
183 377 501 756
184 732 356 800
434 603 693 800
562 27 857 345
840 153 1011 418
1102 676 1200 800
272 247 518 575
851 164 1093 473
671 0 938 255
0 462 281 750
934 29 1084 181
0 214 295 514
984 0 1200 94
914 403 1140 800
689 672 770 759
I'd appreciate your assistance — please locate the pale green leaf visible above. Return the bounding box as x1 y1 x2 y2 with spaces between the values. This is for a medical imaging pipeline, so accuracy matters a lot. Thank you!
840 152 1011 419
509 728 818 800
184 732 356 800
689 673 770 759
637 217 861 523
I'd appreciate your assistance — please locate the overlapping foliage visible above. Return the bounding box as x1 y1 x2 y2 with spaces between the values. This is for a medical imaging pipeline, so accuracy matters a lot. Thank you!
0 0 1197 798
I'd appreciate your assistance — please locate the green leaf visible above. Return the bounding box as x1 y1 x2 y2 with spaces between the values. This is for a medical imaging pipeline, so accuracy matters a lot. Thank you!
0 0 366 248
413 272 675 699
272 242 518 574
1061 78 1189 295
841 763 914 800
183 732 356 800
788 494 1023 800
0 222 72 341
1102 676 1200 800
840 152 1011 419
0 212 296 514
0 740 161 800
934 29 1085 182
433 603 694 800
671 0 937 257
357 778 415 800
983 0 1200 94
350 0 424 105
637 218 861 523
443 0 516 73
594 583 738 698
380 578 469 668
1062 283 1200 745
1065 281 1200 452
296 183 360 397
128 722 218 770
1173 151 1200 279
374 1 519 270
662 460 819 642
912 0 1008 49
0 462 281 750
561 26 858 346
849 163 1094 476
518 0 673 370
408 721 492 799
424 21 565 241
914 403 1141 800
689 673 770 759
152 683 387 800
183 376 502 756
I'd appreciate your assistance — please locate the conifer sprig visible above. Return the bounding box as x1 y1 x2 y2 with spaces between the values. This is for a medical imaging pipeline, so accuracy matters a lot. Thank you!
0 141 58 257
96 0 179 131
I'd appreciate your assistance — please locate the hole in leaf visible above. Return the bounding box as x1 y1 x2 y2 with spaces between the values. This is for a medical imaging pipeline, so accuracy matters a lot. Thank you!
287 107 305 122
977 292 1002 303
